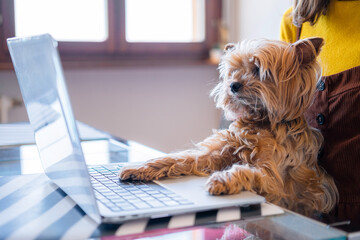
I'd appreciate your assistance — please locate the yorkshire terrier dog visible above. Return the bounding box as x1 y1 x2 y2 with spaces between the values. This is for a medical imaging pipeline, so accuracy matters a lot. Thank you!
119 37 338 215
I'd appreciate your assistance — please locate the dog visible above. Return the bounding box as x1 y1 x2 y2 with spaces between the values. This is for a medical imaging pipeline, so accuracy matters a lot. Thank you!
119 37 338 215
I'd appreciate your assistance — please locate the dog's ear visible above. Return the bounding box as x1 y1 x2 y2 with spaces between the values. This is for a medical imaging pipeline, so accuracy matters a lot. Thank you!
292 37 324 65
224 43 236 52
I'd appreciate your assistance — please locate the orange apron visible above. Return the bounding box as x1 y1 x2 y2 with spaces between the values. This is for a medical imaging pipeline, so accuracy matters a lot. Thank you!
305 66 360 226
297 27 360 227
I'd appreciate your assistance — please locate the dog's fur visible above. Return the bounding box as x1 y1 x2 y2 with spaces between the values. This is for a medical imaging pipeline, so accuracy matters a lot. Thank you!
119 38 338 215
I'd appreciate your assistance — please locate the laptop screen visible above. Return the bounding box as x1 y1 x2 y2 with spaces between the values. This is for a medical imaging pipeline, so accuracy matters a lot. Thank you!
7 34 101 223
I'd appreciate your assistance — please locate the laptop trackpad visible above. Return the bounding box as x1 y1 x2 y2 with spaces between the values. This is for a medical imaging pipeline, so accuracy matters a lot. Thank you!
154 176 264 206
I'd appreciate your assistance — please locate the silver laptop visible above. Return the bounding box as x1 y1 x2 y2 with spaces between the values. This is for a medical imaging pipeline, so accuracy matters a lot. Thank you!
7 34 264 224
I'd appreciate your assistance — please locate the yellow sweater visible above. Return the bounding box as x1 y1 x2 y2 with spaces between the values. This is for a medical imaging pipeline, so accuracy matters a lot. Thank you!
280 1 360 76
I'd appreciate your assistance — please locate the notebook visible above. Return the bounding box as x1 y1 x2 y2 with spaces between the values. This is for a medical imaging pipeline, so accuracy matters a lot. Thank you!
7 34 264 224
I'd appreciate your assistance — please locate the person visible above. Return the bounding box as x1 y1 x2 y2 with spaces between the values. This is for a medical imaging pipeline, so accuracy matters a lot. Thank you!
280 0 360 229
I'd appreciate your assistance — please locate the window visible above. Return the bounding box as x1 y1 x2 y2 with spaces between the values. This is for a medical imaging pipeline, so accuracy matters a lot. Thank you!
0 0 221 66
125 0 204 43
14 0 109 42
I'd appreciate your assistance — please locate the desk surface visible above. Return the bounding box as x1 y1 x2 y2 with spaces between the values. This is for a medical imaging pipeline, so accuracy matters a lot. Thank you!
0 123 350 239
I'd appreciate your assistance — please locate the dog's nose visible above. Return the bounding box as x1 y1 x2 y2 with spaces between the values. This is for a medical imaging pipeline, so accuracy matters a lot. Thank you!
230 82 243 93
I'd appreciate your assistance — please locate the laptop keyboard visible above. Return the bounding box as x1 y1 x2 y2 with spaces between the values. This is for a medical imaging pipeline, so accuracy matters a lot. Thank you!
89 165 194 212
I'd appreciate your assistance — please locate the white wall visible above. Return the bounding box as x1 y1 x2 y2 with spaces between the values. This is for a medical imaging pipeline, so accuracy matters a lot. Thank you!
224 0 292 42
237 0 292 40
0 0 292 153
0 64 221 153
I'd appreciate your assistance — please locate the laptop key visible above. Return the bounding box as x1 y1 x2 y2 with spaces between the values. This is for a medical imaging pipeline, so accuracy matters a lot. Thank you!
144 190 160 194
136 193 150 198
130 198 145 203
110 207 122 211
112 198 127 203
121 205 136 211
158 197 172 202
151 193 166 198
123 195 138 200
105 183 119 188
107 193 119 198
127 190 144 195
141 196 156 201
95 187 109 193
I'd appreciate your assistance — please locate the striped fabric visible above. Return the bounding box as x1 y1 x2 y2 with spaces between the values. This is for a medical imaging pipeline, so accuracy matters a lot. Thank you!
0 174 99 239
0 174 283 239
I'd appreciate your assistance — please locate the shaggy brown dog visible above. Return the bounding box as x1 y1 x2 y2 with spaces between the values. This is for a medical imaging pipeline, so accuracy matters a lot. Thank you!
119 38 338 215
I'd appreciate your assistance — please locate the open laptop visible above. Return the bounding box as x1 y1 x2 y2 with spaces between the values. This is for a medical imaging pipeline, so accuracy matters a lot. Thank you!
7 34 264 224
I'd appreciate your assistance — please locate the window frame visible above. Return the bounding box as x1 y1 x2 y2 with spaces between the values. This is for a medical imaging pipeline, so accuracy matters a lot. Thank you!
0 0 221 67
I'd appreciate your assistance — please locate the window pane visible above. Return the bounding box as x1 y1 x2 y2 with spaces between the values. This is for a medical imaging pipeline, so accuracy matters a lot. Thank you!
125 0 205 43
14 0 108 42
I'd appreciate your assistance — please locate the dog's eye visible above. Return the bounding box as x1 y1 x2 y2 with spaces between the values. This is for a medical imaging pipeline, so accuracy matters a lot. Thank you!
253 65 260 76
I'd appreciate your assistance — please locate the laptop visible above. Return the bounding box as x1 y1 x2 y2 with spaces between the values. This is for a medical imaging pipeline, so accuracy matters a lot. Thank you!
7 34 264 224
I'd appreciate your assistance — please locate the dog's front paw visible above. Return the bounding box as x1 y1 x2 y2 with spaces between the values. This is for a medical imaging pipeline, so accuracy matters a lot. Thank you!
118 165 152 181
205 172 242 195
118 161 171 181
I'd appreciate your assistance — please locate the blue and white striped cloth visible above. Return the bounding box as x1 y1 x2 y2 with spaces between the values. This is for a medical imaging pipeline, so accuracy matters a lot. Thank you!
0 174 285 239
0 174 99 239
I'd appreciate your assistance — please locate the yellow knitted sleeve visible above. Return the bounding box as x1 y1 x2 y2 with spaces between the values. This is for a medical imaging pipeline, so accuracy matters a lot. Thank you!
280 7 297 43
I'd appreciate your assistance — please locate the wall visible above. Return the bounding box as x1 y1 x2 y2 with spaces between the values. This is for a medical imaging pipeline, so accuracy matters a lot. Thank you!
0 64 221 153
223 0 292 42
237 0 292 40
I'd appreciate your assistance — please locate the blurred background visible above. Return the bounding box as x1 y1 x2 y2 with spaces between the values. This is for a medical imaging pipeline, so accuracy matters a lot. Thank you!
0 0 291 153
